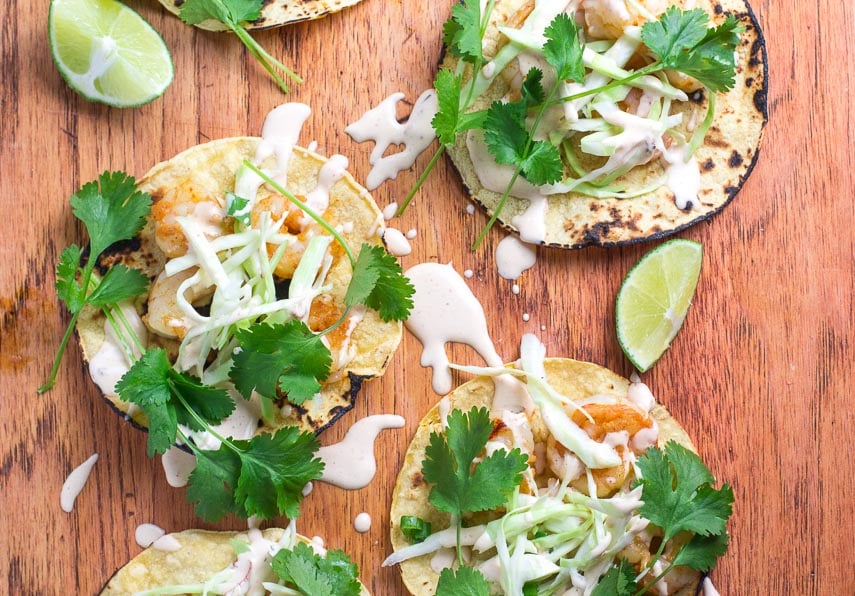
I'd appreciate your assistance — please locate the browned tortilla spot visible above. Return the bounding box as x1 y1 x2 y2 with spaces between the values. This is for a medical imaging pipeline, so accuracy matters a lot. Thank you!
729 151 744 168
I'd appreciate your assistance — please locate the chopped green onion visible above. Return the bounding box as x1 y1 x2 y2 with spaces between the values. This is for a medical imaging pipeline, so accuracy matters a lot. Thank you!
400 516 432 544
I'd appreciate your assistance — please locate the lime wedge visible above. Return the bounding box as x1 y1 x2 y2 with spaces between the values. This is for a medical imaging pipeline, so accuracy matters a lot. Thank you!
615 239 703 372
48 0 174 108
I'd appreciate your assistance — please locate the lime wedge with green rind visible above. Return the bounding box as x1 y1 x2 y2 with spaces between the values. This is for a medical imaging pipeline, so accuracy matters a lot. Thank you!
49 0 174 108
615 239 703 372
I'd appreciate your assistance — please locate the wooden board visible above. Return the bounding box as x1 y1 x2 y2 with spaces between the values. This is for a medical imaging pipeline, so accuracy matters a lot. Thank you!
1 0 852 593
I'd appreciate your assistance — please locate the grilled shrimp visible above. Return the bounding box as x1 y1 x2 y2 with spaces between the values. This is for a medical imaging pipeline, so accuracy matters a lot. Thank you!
621 531 702 594
151 181 229 258
547 401 654 497
145 268 213 339
250 191 327 279
581 0 684 40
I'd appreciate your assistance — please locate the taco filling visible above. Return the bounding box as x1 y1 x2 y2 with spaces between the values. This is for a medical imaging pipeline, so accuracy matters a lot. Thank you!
434 0 766 247
386 334 733 595
101 525 368 595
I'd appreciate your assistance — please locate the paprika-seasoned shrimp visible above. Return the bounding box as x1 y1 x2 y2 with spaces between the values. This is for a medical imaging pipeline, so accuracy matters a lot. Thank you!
581 0 684 40
151 181 229 258
546 400 654 497
250 191 329 279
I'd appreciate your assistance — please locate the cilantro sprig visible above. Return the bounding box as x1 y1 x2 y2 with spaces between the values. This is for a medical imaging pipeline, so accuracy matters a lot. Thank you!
396 0 495 215
179 0 302 93
271 542 362 596
542 8 740 107
117 348 324 521
230 320 332 406
473 13 584 248
422 407 529 565
40 172 151 394
642 8 742 93
595 441 733 595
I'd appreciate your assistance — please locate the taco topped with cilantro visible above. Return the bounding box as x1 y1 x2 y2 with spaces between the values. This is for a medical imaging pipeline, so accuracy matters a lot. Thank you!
102 527 370 595
439 0 766 248
79 105 410 438
385 335 733 595
53 104 412 521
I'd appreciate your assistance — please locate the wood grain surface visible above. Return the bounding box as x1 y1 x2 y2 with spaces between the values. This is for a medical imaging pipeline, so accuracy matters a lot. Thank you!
1 0 852 594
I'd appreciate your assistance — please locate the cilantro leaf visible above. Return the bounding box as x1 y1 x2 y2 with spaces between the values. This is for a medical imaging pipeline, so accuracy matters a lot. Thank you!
483 100 564 186
271 542 361 596
116 349 234 455
423 407 528 517
542 13 585 83
433 69 465 145
187 445 242 521
591 560 637 596
442 0 482 64
642 7 708 63
230 320 332 405
70 171 151 258
483 101 529 167
178 0 301 93
520 68 546 107
55 245 85 314
233 427 324 519
170 370 237 431
86 265 149 307
524 141 565 186
642 8 742 92
41 172 152 394
186 427 322 522
115 349 179 455
178 0 261 27
431 69 487 145
672 531 730 571
636 441 734 543
436 566 491 596
226 192 251 226
345 243 414 322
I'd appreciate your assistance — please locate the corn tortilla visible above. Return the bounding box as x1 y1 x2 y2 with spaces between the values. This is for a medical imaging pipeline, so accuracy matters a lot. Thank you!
445 0 768 248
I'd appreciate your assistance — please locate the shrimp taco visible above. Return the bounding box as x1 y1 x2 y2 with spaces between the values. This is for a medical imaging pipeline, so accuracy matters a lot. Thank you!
78 103 407 438
385 335 733 595
158 0 365 31
442 0 767 247
102 527 369 594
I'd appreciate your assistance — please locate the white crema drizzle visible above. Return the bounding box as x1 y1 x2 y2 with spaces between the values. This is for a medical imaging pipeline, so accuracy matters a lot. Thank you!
60 453 98 513
495 236 537 280
382 227 412 256
161 446 196 488
404 263 531 413
345 89 439 190
88 303 148 397
134 524 181 552
318 414 406 489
